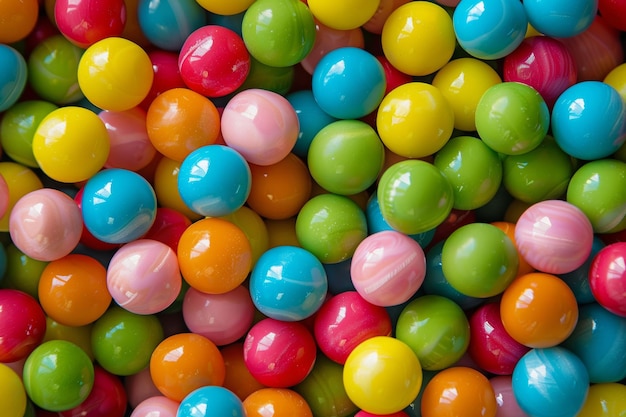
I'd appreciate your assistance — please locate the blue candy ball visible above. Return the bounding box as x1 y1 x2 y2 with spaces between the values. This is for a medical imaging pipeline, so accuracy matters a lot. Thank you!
523 0 597 38
138 0 207 51
0 45 28 112
177 386 245 417
286 90 337 159
177 145 251 217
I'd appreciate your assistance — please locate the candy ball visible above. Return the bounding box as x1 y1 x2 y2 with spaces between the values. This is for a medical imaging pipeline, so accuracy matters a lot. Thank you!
77 37 154 111
178 25 251 97
0 363 27 417
285 89 337 158
514 200 594 274
589 242 626 317
54 0 126 48
244 318 317 387
137 0 207 51
312 47 385 120
131 396 178 417
0 289 46 363
241 0 316 67
576 383 626 417
343 336 422 415
9 189 83 262
0 44 27 113
489 376 529 417
350 231 426 307
395 295 470 370
250 246 327 321
475 82 550 155
23 340 95 412
381 1 456 76
153 157 202 221
308 0 379 30
523 0 597 38
376 82 454 158
500 272 579 348
0 0 38 44
196 0 255 15
243 388 313 417
551 81 626 160
32 106 110 183
300 21 364 75
453 0 527 60
308 120 384 195
59 365 127 417
604 63 626 104
82 169 157 244
142 207 192 253
178 386 245 417
512 347 589 417
221 343 266 401
0 162 43 232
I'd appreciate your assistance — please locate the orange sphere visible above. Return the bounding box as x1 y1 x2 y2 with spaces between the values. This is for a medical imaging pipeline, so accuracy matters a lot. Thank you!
500 272 579 348
244 388 313 417
0 0 39 44
221 343 266 401
421 367 497 417
38 254 111 327
150 333 226 402
147 88 220 162
491 221 535 277
247 153 312 220
177 218 252 294
153 156 203 221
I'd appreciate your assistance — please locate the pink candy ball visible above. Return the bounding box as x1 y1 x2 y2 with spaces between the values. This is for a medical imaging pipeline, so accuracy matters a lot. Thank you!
514 200 594 274
9 188 82 261
490 376 529 417
130 396 179 417
182 285 255 346
350 230 426 306
107 239 182 315
124 367 162 409
0 173 8 218
221 89 299 166
300 20 365 74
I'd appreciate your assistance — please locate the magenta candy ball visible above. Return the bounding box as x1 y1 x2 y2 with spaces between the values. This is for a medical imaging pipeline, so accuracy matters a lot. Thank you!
589 242 626 317
9 189 82 262
130 396 179 417
490 376 529 417
182 285 255 346
350 230 426 307
0 173 8 218
221 88 299 166
514 200 594 274
106 239 182 315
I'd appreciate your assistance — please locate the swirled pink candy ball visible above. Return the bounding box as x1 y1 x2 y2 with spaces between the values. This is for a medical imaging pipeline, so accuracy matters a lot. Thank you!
351 230 426 307
221 89 299 166
514 200 593 274
9 189 82 262
106 239 182 315
130 396 179 417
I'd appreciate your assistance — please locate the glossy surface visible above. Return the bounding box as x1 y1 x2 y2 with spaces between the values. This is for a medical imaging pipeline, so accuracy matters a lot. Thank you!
59 366 127 417
0 289 46 363
0 45 28 112
523 0 596 38
130 396 178 417
286 89 337 158
0 163 43 232
137 0 206 51
243 388 313 417
54 0 125 48
300 21 364 75
308 0 379 30
558 236 605 304
0 0 38 44
576 383 626 417
178 386 245 417
489 376 529 417
221 343 266 401
589 242 626 317
0 363 27 417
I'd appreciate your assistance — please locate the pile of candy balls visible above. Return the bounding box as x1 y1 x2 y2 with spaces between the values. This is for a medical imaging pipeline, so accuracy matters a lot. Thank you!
1 0 626 416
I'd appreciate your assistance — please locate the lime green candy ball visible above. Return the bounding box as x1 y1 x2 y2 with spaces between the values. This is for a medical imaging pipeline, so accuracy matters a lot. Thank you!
566 159 626 233
296 193 368 264
442 223 519 298
308 120 385 196
475 82 550 155
23 340 94 412
434 135 502 210
377 160 454 235
242 0 316 67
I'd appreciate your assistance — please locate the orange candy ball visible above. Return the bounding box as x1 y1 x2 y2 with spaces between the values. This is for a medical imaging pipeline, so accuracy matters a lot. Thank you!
0 0 39 44
244 388 313 417
221 343 266 401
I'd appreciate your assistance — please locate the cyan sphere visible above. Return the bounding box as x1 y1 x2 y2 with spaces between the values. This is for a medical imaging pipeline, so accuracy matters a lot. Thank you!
137 0 207 51
523 0 597 38
0 45 28 112
177 386 245 417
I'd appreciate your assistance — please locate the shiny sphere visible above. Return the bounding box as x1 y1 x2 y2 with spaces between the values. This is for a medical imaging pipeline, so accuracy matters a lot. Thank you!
0 45 28 112
0 163 43 232
0 289 46 363
0 0 38 44
589 242 626 317
523 0 597 38
308 0 379 30
576 383 626 417
177 386 245 417
243 388 313 417
54 0 126 48
0 363 27 417
137 0 207 51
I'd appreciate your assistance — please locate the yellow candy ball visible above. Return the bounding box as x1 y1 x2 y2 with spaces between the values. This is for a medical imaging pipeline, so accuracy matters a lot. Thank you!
308 0 381 30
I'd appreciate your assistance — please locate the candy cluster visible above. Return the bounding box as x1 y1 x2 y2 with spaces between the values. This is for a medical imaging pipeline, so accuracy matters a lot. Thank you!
1 0 626 416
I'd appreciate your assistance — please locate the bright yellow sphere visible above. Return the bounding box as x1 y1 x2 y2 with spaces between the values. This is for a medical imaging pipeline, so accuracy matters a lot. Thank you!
577 383 626 417
604 63 626 103
308 0 381 30
195 0 255 15
0 363 27 417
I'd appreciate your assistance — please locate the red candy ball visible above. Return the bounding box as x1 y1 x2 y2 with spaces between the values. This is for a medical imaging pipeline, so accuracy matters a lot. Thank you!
59 366 127 417
598 0 626 31
0 289 47 363
54 0 126 48
589 242 626 317
140 50 186 110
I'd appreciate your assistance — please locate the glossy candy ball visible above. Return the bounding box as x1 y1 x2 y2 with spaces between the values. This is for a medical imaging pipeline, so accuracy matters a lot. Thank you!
286 90 337 158
243 388 313 417
59 366 127 417
0 45 27 112
55 0 126 48
308 0 379 30
0 163 43 232
131 396 178 417
589 242 626 317
0 0 38 44
0 289 46 363
221 343 266 401
489 376 529 417
523 0 597 38
0 363 27 417
577 383 626 417
178 386 245 417
82 169 157 244
300 21 364 75
137 0 207 51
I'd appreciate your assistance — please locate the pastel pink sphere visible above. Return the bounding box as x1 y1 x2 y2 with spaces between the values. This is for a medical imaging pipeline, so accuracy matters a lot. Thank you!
0 173 8 218
9 188 82 261
514 200 593 274
300 20 364 74
124 367 161 408
106 239 182 315
221 89 299 166
182 285 255 346
490 376 529 417
350 230 426 306
130 396 179 417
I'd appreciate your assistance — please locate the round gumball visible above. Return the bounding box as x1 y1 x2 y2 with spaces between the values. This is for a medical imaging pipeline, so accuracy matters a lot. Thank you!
43 318 94 361
244 319 317 388
314 291 392 364
308 120 384 195
0 162 43 232
91 306 164 376
523 0 596 38
0 45 27 113
221 343 266 401
514 200 594 274
182 286 255 346
137 0 206 51
81 169 157 244
300 21 364 75
78 37 154 111
150 333 225 402
250 246 327 321
9 189 83 262
431 58 502 132
73 187 121 252
295 193 368 264
59 366 127 417
558 236 604 304
130 396 178 417
55 0 125 48
501 272 579 348
396 295 470 370
577 383 626 417
599 0 626 31
512 347 589 417
589 242 626 317
107 239 182 315
38 254 111 327
241 0 316 67
0 289 46 363
604 63 626 103
0 0 38 44
442 223 519 298
421 367 497 417
140 50 186 109
178 25 250 97
142 207 192 253
243 388 313 417
32 106 110 183
221 89 299 166
381 1 455 76
0 363 27 417
177 217 252 294
23 340 94 412
308 0 378 30
552 81 626 160
343 336 422 415
475 82 549 155
178 386 245 417
153 157 203 221
376 82 454 158
196 0 254 15
285 90 337 158
489 376 529 417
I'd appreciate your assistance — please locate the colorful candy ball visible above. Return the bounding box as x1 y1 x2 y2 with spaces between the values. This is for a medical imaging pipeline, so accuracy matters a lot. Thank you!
523 0 597 38
589 242 626 317
0 289 46 363
54 0 126 48
0 362 27 417
177 386 245 417
0 44 28 112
